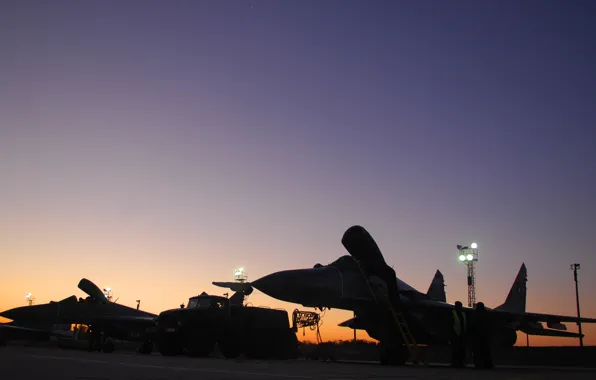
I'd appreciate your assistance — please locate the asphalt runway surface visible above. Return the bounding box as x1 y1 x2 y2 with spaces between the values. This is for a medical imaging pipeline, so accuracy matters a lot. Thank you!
2 346 596 380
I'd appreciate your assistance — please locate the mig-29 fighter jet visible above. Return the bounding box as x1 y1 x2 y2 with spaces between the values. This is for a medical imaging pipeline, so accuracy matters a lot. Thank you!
0 278 156 353
251 225 596 365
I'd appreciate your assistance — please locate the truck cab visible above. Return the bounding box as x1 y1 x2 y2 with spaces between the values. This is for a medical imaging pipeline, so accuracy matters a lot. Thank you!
186 293 228 310
155 289 299 359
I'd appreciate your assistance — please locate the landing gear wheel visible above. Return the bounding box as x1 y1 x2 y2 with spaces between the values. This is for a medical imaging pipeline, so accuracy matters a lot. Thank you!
102 337 115 353
138 340 154 355
379 344 408 366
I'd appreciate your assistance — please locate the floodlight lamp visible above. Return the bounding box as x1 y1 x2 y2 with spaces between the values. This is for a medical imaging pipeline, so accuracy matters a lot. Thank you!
467 254 474 261
471 242 478 249
234 267 244 276
104 287 111 292
459 255 466 262
25 293 31 299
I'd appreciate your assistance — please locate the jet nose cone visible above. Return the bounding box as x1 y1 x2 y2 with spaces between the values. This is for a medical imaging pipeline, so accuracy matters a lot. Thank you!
0 307 19 321
252 267 343 307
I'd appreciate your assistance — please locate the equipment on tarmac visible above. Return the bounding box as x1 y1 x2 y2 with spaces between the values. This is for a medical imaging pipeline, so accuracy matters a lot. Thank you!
154 285 300 359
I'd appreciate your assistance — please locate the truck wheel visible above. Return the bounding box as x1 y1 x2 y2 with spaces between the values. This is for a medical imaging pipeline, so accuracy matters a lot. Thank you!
157 335 179 356
187 339 215 357
274 330 300 359
219 339 242 359
244 332 272 359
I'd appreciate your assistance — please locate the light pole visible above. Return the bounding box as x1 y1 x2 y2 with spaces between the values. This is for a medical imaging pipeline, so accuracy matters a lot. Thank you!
234 267 247 283
25 293 34 306
103 287 113 302
570 263 583 347
457 243 479 307
136 300 141 310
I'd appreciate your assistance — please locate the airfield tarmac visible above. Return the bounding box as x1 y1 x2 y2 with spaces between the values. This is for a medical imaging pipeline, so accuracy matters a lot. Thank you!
2 346 596 380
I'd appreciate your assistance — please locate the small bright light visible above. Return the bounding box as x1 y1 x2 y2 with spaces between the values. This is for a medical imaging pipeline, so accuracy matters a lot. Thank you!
234 267 244 276
104 287 111 292
25 293 31 299
467 254 474 261
471 243 478 249
459 255 466 262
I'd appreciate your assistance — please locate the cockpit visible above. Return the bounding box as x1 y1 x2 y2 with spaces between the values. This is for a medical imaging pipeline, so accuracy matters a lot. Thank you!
326 255 363 273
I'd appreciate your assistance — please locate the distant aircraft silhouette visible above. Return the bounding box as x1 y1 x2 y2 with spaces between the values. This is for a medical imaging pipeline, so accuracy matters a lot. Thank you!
0 278 156 352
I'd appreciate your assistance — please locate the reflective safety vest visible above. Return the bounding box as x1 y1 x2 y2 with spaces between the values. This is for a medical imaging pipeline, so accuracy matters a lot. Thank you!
452 311 467 335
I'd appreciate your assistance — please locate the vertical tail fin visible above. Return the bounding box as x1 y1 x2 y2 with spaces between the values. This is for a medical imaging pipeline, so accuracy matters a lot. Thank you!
426 270 446 302
495 263 527 313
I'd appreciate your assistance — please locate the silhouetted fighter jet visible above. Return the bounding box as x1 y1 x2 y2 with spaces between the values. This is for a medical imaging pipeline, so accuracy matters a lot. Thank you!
251 225 596 365
0 278 156 352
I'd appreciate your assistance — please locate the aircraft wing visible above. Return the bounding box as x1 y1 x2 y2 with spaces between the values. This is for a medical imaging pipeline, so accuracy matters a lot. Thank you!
85 315 156 325
484 305 596 325
410 301 596 324
518 312 596 324
523 328 584 338
1 315 156 343
0 324 52 341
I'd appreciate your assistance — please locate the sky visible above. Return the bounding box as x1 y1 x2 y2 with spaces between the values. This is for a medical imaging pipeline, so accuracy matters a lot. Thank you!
1 0 595 346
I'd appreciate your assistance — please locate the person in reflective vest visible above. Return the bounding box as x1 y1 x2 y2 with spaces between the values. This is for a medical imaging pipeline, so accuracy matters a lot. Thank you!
450 301 467 368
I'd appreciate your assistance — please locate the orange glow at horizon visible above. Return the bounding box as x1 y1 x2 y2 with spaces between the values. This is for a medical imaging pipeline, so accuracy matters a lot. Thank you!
1 274 594 347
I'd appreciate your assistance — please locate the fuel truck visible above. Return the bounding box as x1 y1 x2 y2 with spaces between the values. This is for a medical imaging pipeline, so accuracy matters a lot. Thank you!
154 281 300 359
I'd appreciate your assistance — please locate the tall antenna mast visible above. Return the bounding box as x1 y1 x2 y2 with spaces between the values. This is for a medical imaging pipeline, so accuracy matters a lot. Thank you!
457 243 479 307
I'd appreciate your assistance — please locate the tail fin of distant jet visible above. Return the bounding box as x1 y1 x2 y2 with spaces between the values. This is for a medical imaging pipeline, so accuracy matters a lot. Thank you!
495 263 527 313
426 270 446 302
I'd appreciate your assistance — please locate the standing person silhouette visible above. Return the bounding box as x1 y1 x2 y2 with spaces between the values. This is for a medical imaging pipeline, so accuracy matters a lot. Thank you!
450 301 467 368
472 302 494 369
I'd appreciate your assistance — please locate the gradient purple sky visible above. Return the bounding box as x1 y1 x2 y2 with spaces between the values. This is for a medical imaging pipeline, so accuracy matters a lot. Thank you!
1 0 595 344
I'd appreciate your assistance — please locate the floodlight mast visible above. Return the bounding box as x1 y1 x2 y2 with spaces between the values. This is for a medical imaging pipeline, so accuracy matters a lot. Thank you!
457 243 479 307
103 287 113 302
25 292 34 306
234 267 248 283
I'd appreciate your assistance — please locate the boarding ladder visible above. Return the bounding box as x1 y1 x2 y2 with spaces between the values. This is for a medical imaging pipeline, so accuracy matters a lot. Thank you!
389 305 426 366
356 264 426 365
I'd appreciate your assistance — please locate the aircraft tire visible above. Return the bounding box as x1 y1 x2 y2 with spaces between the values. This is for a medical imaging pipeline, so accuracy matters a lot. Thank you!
137 340 153 355
102 338 115 353
379 344 407 366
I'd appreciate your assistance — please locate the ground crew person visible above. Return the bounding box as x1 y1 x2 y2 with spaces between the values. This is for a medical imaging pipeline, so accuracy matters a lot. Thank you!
472 302 494 369
450 301 467 368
